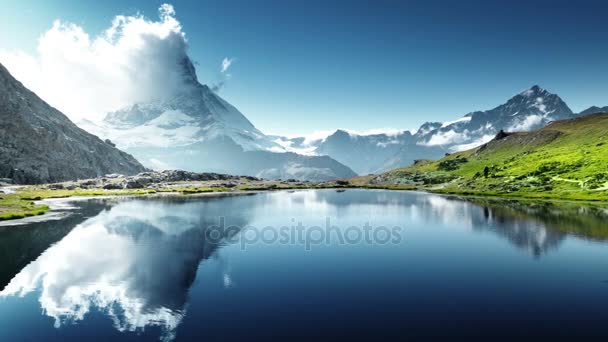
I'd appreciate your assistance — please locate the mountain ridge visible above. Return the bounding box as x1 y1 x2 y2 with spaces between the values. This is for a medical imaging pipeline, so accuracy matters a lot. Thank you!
0 63 146 184
276 85 578 175
358 112 608 201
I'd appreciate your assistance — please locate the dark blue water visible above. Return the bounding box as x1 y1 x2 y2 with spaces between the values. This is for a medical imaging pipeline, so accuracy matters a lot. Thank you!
1 189 608 340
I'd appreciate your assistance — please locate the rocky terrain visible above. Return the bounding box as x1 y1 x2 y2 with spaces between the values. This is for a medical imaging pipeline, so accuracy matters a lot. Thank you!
0 170 346 221
41 170 270 191
0 63 146 184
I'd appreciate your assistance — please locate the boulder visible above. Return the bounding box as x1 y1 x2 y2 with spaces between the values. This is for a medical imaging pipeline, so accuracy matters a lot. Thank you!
103 182 124 190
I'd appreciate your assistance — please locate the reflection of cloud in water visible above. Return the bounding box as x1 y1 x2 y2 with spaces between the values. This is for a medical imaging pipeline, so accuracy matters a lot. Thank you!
0 197 249 341
423 195 474 226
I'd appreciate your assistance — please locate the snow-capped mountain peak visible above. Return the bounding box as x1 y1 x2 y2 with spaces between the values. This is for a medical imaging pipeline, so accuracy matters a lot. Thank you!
282 85 577 175
97 69 279 152
520 85 546 97
78 56 357 181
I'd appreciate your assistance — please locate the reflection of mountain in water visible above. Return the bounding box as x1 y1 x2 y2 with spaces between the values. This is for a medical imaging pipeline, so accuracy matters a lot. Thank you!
470 204 566 257
0 199 112 291
466 198 608 256
0 196 250 341
282 190 607 257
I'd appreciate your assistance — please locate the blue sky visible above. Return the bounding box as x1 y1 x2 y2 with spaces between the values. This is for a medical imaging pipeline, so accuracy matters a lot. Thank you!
2 0 608 135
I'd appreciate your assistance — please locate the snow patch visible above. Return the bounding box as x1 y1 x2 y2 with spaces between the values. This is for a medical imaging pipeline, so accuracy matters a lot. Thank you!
440 116 471 128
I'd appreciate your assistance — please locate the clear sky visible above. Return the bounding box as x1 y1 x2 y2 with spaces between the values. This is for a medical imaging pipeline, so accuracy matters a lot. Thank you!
2 0 608 136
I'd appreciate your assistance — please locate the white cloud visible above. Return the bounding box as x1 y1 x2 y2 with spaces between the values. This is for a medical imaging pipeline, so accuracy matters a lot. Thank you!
0 3 195 122
449 134 495 152
419 129 470 146
509 114 544 131
273 129 337 145
440 116 471 128
221 57 234 73
210 57 235 92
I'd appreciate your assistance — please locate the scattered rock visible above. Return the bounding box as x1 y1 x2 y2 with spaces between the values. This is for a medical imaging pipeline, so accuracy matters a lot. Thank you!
494 129 512 140
103 182 124 190
79 180 97 187
125 179 145 189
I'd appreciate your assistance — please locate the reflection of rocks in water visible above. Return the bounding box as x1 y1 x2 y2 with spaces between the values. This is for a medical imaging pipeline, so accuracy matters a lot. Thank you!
266 190 572 257
0 195 249 341
299 189 420 207
470 206 565 257
0 199 111 291
466 198 608 257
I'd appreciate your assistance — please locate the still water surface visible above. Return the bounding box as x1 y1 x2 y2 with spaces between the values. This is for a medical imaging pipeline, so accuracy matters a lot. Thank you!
0 189 607 340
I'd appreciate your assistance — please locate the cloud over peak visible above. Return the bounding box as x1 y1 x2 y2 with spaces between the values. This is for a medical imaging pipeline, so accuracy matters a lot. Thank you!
0 3 198 122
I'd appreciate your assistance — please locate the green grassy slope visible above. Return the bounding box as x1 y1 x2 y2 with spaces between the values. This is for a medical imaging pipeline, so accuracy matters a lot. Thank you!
366 113 608 201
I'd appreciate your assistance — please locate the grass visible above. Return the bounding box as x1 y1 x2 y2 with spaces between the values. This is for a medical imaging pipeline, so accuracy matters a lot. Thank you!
0 187 163 221
0 195 50 221
366 113 608 202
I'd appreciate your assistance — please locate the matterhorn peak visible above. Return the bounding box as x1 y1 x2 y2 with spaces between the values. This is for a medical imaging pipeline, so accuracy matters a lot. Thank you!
520 85 548 97
178 56 199 86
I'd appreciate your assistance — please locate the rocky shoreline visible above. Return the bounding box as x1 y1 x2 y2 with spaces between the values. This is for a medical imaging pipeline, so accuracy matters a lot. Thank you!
0 170 353 222
41 170 265 191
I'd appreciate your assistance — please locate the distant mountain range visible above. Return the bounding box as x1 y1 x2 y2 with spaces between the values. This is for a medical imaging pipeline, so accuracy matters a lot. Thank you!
363 112 608 202
3 56 605 184
80 58 356 181
0 63 145 184
274 85 600 175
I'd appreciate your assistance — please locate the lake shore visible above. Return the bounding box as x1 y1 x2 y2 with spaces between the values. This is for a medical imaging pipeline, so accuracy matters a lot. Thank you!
3 166 608 224
0 171 352 223
4 178 608 225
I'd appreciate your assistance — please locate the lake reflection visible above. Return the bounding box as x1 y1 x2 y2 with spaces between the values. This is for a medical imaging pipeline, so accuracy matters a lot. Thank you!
1 190 608 340
1 195 250 341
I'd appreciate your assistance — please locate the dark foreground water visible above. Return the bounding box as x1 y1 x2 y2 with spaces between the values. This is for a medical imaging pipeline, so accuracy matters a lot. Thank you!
1 189 608 340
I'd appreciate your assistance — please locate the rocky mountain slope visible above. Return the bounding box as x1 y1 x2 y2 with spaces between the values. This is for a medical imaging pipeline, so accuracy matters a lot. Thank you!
81 58 356 181
279 85 577 175
362 112 608 201
0 63 146 184
578 105 608 116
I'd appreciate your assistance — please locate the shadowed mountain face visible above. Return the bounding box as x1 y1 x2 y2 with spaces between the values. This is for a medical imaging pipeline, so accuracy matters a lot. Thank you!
0 63 146 184
579 105 608 116
80 58 356 181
